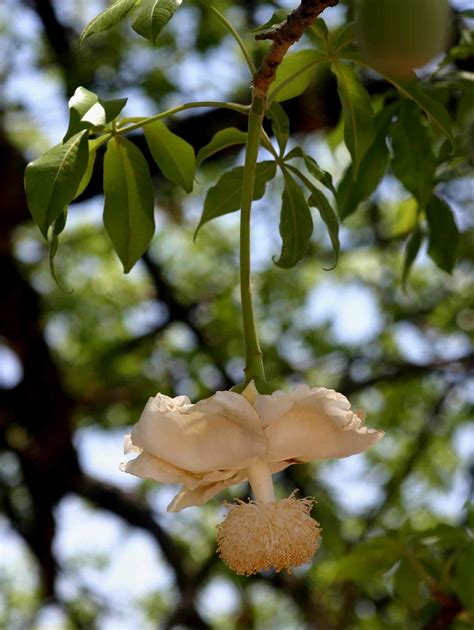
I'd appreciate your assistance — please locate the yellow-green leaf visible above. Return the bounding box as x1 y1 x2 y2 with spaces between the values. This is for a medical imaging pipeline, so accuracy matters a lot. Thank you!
103 136 155 273
331 60 375 178
25 130 89 237
144 120 196 192
80 0 139 44
132 0 181 46
274 171 313 268
195 161 276 238
196 128 247 166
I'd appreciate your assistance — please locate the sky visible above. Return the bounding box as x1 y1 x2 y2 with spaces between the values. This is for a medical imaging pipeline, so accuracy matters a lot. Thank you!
1 0 473 627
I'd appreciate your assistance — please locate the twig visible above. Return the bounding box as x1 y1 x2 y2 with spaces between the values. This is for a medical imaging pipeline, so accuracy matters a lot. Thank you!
253 0 339 97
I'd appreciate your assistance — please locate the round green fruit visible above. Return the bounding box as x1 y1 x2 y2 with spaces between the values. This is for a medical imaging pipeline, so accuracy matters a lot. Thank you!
356 0 450 75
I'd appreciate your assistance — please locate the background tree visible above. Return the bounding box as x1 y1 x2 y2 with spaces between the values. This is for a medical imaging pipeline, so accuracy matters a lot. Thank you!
1 0 473 628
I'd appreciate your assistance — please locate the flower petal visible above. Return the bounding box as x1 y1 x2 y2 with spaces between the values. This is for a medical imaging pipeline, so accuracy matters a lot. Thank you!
120 451 202 487
167 461 293 511
131 390 266 473
257 387 383 461
167 469 249 512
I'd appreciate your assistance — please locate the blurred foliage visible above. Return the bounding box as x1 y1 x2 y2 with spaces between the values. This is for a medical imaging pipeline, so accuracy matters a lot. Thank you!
1 0 473 629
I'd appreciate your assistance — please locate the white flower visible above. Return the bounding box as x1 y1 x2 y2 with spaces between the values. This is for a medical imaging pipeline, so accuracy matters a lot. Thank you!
121 382 383 574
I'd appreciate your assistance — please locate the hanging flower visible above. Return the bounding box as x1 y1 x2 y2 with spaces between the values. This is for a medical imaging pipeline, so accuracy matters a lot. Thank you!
121 382 383 575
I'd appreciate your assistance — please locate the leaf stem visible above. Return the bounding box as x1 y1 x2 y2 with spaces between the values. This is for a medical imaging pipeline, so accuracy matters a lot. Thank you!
117 101 249 135
240 92 266 382
198 0 257 74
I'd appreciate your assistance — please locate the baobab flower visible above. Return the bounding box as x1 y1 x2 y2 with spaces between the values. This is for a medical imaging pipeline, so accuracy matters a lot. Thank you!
121 382 383 575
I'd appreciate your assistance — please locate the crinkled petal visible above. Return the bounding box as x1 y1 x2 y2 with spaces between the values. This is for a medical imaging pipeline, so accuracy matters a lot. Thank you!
124 433 141 454
131 390 266 473
256 387 383 461
167 461 293 512
167 469 249 512
120 451 202 488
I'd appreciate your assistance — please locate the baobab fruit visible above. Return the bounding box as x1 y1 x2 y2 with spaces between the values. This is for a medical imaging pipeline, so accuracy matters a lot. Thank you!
356 0 450 75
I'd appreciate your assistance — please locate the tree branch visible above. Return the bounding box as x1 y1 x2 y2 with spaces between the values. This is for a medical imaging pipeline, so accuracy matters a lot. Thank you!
253 0 339 97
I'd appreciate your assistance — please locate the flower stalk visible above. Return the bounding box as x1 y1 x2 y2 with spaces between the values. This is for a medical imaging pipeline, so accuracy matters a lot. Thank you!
240 92 266 383
247 460 276 503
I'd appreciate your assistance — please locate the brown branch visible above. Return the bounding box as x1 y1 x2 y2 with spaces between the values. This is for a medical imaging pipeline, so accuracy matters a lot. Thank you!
253 0 339 97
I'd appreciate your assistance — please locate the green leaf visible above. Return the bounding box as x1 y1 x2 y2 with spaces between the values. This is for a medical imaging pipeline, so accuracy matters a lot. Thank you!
454 542 474 611
101 97 128 123
49 210 72 293
331 61 375 178
308 187 340 268
283 147 337 200
73 138 102 200
196 127 247 166
103 136 155 273
64 88 128 141
304 155 337 199
144 120 196 192
132 0 181 46
402 226 423 288
391 101 435 209
266 102 290 155
338 52 454 145
390 78 454 146
332 22 356 53
419 524 469 550
311 18 329 49
64 87 99 141
425 195 460 273
337 107 393 220
322 536 399 582
393 558 422 607
195 161 276 238
25 130 89 237
461 9 474 17
250 9 287 33
284 146 305 161
80 0 139 44
274 171 313 268
82 97 128 127
269 50 327 103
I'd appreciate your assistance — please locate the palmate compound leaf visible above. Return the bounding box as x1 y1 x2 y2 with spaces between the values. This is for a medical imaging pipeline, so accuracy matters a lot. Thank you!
425 194 460 274
103 136 155 273
274 171 313 269
195 161 277 239
331 60 375 179
80 0 140 44
391 100 436 210
24 130 89 237
132 0 182 46
196 127 248 167
144 120 196 193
